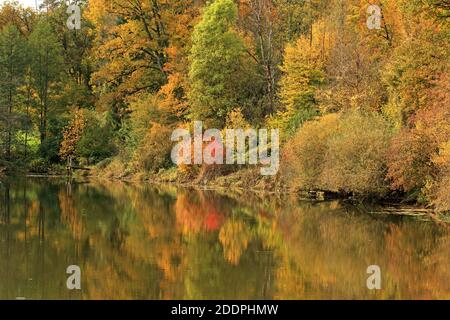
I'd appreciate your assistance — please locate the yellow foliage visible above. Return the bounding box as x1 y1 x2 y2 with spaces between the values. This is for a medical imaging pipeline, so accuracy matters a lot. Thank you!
283 110 393 195
59 110 87 160
432 141 450 213
135 123 174 173
226 108 251 129
282 114 339 191
279 36 325 113
219 219 252 265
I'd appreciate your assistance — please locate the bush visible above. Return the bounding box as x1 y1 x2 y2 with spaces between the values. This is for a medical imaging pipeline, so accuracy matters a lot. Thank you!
282 114 338 190
100 158 127 179
134 123 173 173
386 130 434 192
76 114 116 164
386 91 450 193
283 110 393 195
40 117 67 163
321 111 393 195
433 171 450 213
430 141 450 213
28 158 50 173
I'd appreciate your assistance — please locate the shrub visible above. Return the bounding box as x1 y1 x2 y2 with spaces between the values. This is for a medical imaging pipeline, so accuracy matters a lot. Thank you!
76 114 116 164
134 123 173 173
433 170 450 213
40 117 67 163
386 82 450 193
283 110 393 195
100 158 127 179
321 111 393 195
282 114 338 191
60 110 86 161
430 141 450 213
28 158 50 173
386 130 434 192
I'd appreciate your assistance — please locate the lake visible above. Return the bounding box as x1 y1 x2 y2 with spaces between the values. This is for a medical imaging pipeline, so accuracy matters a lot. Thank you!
0 177 449 300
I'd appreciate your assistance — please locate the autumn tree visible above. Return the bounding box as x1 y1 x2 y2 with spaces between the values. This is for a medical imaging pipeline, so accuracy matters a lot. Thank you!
59 110 86 161
387 73 450 195
43 0 96 109
154 0 201 124
86 0 174 127
0 1 36 35
382 0 449 124
275 0 328 43
269 31 326 137
239 0 280 115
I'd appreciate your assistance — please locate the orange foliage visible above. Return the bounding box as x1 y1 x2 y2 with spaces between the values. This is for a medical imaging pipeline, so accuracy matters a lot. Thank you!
175 191 226 236
387 73 450 193
59 110 86 160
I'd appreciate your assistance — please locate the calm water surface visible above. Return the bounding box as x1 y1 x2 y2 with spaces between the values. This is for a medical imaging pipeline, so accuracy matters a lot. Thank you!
0 177 449 300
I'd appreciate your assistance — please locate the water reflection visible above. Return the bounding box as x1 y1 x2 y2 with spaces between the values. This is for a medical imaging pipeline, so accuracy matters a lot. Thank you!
0 178 449 300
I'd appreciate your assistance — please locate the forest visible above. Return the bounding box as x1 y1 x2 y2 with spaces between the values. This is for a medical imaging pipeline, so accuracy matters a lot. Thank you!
0 0 449 213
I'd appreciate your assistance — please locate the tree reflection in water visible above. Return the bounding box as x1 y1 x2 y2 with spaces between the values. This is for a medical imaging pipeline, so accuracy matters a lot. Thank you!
0 177 449 300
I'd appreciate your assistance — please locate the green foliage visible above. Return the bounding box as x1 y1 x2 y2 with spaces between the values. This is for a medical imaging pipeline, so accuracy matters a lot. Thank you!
189 0 259 128
28 158 51 174
76 113 116 164
28 20 64 95
44 0 95 109
28 19 64 146
275 0 328 42
128 95 160 151
38 117 67 163
123 95 175 173
0 24 28 160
